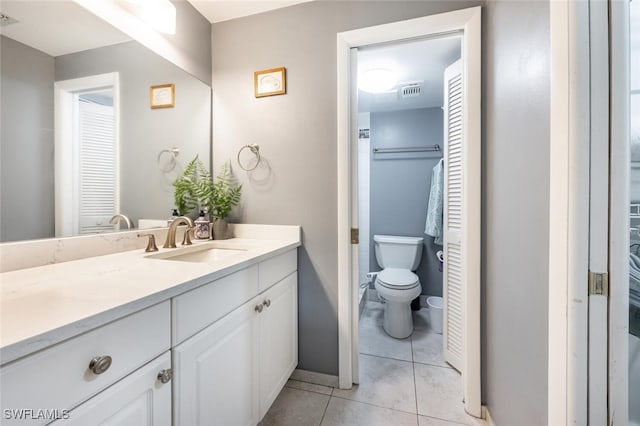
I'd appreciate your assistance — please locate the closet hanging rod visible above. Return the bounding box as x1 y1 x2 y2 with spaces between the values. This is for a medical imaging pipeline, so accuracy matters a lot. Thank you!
373 144 441 154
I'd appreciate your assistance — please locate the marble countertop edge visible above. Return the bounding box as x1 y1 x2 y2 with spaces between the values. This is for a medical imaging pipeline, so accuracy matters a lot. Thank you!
0 236 300 366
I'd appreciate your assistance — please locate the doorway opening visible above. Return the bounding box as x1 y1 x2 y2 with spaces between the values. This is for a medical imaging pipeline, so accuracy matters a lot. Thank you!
54 72 120 237
336 6 482 418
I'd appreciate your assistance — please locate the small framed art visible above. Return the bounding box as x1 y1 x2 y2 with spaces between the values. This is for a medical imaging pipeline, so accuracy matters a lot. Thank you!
150 84 175 108
254 67 286 98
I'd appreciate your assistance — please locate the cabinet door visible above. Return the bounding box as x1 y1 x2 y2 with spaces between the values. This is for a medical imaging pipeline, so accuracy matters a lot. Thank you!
258 273 298 419
173 299 260 426
50 352 172 426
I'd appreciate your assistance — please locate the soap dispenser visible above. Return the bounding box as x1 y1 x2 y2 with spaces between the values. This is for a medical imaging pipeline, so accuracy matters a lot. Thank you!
194 210 210 240
167 209 179 226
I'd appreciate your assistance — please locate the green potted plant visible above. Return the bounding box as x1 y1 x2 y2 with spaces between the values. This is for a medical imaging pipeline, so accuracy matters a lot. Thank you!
172 155 213 216
207 161 242 240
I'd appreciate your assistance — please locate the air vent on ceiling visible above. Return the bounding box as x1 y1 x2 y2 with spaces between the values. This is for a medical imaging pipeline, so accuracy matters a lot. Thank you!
0 13 18 27
400 81 424 99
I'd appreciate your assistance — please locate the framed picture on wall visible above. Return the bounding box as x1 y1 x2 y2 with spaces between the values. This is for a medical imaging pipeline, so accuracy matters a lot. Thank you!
254 67 286 98
150 84 175 108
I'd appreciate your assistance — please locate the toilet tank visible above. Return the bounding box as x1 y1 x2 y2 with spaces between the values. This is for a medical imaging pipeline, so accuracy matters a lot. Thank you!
374 235 424 270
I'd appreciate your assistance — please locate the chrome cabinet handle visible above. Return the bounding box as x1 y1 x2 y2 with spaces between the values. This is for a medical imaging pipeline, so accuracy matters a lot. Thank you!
263 299 271 308
255 304 264 313
157 368 173 384
89 355 112 375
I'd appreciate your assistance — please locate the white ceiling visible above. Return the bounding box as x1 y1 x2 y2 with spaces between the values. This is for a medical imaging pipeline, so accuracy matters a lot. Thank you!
0 1 131 57
187 0 314 23
0 0 313 56
357 36 461 113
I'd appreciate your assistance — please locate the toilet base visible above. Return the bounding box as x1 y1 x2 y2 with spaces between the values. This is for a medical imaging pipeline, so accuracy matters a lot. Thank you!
383 301 415 339
374 279 421 339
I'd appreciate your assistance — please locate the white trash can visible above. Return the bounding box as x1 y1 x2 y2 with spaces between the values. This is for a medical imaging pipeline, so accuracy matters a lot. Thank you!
426 296 443 334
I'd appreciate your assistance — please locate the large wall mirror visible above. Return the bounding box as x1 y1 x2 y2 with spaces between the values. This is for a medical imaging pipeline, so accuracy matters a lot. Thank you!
0 1 211 243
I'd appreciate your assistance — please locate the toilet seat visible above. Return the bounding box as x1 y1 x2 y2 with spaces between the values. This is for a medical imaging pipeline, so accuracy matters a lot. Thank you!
376 268 419 290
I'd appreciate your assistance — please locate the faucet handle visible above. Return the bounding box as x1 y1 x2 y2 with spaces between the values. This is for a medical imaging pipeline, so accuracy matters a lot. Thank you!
182 226 194 246
138 233 159 252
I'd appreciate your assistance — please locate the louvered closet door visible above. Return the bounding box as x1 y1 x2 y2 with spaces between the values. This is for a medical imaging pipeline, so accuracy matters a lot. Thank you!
443 59 464 372
78 100 117 234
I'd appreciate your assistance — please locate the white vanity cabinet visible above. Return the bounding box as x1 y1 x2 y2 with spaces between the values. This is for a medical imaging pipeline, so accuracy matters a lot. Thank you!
172 292 261 425
258 272 298 418
0 301 171 426
0 242 299 426
50 352 172 426
172 250 298 425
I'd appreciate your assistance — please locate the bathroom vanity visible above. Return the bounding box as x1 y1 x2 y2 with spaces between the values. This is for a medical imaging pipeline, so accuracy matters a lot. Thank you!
0 225 300 425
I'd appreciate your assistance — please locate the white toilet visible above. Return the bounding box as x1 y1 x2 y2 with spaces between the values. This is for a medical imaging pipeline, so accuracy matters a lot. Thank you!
373 234 424 338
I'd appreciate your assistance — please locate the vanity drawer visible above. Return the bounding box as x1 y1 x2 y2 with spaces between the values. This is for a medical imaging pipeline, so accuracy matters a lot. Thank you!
0 301 170 426
172 264 259 345
258 250 297 292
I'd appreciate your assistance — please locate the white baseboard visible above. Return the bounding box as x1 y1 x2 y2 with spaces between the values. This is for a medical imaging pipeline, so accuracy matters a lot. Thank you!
290 368 339 388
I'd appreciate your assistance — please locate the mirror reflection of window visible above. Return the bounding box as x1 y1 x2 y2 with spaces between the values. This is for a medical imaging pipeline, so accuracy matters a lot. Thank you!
77 90 117 234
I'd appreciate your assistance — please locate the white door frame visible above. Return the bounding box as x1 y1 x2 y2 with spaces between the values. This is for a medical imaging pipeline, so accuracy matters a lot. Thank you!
548 1 591 423
54 72 120 237
336 6 482 417
548 0 630 423
608 0 630 424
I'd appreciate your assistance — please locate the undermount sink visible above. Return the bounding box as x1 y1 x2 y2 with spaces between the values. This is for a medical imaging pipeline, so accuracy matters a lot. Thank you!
146 242 247 263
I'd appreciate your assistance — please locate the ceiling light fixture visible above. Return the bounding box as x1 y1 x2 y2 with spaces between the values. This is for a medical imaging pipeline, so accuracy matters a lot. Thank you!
358 68 397 93
119 0 176 35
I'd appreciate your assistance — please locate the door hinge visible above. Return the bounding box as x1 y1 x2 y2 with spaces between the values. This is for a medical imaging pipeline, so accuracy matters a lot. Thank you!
351 228 359 244
588 271 609 297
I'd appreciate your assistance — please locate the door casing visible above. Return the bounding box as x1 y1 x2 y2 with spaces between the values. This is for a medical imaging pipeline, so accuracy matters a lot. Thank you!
336 6 482 417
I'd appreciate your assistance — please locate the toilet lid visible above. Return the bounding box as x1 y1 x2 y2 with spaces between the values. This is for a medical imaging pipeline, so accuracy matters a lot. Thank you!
377 268 419 289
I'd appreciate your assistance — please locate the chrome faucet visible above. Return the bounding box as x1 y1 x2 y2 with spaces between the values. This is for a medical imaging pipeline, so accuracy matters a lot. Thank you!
163 216 195 248
109 214 132 229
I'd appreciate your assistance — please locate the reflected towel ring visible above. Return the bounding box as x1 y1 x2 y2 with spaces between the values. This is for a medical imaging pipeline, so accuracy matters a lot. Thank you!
157 147 180 172
237 144 261 171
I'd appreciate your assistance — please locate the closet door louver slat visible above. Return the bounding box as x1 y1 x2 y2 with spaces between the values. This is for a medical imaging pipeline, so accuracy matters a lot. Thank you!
443 61 464 372
78 100 116 234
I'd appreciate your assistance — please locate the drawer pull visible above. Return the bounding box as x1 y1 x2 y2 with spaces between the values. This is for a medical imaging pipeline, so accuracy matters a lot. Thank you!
255 304 264 313
157 368 173 384
89 355 112 375
263 299 271 308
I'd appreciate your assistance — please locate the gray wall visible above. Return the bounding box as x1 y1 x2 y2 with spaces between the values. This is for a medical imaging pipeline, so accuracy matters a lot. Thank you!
56 41 211 225
369 108 444 297
482 0 550 424
211 0 483 376
169 0 212 85
0 36 55 242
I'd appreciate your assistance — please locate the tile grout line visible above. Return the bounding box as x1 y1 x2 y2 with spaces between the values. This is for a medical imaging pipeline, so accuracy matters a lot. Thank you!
359 350 413 364
411 329 420 419
283 383 335 398
317 392 332 426
329 394 422 417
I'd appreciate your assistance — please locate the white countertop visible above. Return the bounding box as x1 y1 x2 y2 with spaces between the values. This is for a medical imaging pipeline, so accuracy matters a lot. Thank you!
0 229 300 365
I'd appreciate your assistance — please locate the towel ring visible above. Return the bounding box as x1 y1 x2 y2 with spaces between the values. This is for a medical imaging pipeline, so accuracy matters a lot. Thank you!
157 147 180 172
237 144 261 171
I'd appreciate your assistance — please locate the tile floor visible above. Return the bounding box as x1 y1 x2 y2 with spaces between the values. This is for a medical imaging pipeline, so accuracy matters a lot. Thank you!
260 301 486 426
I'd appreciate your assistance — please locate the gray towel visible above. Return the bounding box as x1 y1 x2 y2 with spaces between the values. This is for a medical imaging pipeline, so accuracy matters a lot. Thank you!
425 159 444 245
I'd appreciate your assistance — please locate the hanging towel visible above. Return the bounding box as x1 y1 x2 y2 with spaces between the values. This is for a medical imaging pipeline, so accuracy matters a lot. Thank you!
425 158 444 245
